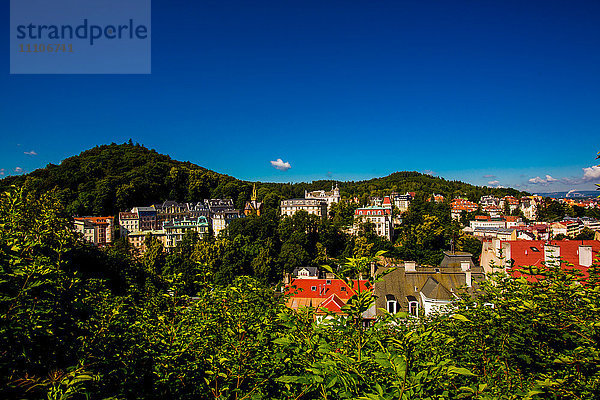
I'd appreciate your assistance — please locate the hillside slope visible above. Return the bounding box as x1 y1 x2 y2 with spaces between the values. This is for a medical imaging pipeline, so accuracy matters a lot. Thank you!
1 142 526 216
0 142 246 216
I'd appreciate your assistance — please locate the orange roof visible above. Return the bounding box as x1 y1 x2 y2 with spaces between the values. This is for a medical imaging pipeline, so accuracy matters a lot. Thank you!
285 278 371 299
505 240 600 281
317 294 347 314
74 216 113 225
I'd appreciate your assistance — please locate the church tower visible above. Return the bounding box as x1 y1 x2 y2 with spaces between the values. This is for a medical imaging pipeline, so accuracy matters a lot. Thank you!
244 183 263 216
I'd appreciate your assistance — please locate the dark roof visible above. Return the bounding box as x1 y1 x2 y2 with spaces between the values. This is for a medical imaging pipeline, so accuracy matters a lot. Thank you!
439 251 476 269
420 277 453 301
373 263 485 315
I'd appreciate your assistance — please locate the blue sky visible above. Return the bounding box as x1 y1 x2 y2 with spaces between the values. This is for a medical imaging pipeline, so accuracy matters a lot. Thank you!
2 0 600 192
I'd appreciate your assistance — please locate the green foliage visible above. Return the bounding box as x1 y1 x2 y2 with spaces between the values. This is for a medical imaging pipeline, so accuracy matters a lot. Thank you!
0 186 84 393
456 235 483 261
0 144 527 219
264 171 523 205
0 142 244 216
575 227 596 240
537 198 566 222
2 179 600 399
426 262 600 399
395 193 454 265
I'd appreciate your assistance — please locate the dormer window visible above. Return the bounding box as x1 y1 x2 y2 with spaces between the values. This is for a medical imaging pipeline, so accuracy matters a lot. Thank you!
386 294 398 314
311 286 317 291
407 295 419 316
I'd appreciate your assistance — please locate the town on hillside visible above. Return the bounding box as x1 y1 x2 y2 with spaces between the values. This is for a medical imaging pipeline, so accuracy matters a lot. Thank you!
73 183 600 321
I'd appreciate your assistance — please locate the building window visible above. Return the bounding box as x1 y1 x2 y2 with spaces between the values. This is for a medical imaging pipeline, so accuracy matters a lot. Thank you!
311 286 317 291
386 294 398 314
408 301 419 316
387 300 398 314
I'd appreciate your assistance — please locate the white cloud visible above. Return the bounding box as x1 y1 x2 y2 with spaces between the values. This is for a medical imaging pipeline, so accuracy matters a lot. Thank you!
483 174 496 179
528 176 545 184
270 158 291 171
14 167 23 173
423 169 436 176
583 165 600 182
488 180 500 186
528 174 558 185
24 150 37 156
0 168 4 176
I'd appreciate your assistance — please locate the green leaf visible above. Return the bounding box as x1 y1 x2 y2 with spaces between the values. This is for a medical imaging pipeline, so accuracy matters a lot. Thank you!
275 375 300 383
448 367 476 376
273 337 292 345
451 314 470 322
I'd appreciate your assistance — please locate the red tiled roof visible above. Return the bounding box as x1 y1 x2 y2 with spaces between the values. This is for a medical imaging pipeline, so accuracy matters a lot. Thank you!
74 216 113 225
355 208 392 216
285 278 371 300
505 240 600 281
317 294 346 314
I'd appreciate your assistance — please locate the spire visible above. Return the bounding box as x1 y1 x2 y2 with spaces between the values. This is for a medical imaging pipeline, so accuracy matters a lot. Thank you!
251 183 257 201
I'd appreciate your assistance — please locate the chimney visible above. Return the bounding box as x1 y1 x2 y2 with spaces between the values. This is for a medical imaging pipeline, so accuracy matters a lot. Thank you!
460 261 470 271
544 245 561 267
579 245 593 267
370 262 377 277
405 261 416 272
465 271 472 288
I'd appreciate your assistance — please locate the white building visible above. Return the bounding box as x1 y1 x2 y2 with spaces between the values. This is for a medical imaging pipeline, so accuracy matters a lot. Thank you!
164 216 210 248
581 217 600 232
118 211 140 237
393 192 413 212
305 184 341 211
354 205 394 241
469 220 506 230
281 199 328 218
211 210 242 237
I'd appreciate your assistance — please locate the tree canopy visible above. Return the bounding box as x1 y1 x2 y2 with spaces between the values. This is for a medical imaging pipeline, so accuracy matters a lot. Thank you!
0 143 528 217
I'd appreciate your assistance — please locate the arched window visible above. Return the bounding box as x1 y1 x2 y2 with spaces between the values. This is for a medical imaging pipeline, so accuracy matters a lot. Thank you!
386 294 398 314
408 302 419 316
407 295 419 316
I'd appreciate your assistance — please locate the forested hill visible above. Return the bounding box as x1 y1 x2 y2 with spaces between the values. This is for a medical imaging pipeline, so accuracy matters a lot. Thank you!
0 142 247 216
0 142 527 216
262 172 525 204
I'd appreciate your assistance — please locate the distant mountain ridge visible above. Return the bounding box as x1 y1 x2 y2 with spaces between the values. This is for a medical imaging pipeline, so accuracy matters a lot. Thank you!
0 142 526 216
534 190 599 199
